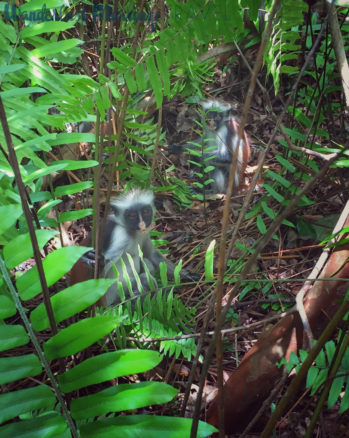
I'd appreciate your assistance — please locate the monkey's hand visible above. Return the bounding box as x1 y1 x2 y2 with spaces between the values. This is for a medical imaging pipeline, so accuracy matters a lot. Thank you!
181 270 201 282
81 250 105 268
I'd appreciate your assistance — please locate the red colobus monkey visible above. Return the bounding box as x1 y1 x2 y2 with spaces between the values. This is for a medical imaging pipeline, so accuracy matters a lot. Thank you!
70 189 198 306
170 99 250 194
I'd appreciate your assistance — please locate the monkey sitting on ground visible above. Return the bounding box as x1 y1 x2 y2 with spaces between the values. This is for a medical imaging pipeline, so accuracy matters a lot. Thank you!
170 99 250 194
70 189 199 306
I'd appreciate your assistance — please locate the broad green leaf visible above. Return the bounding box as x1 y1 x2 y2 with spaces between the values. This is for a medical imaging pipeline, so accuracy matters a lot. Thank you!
0 412 68 438
71 382 178 419
31 39 83 58
0 204 22 236
59 208 93 222
47 132 95 146
58 350 162 393
124 70 137 94
0 325 29 352
0 294 16 319
306 366 319 389
21 21 74 38
256 214 267 235
0 354 42 385
0 64 25 75
0 385 55 423
54 181 93 197
275 156 297 174
266 170 291 188
4 229 57 269
263 184 285 203
23 162 68 183
49 159 98 171
0 86 45 98
111 47 137 67
17 246 91 300
30 278 114 331
339 377 349 413
204 240 215 281
328 375 345 409
79 414 217 438
44 315 122 359
146 56 163 108
19 0 64 11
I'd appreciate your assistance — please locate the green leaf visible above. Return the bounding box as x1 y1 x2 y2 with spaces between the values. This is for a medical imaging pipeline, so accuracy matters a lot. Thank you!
0 385 55 423
264 183 285 203
0 354 42 385
0 294 16 319
256 214 267 235
31 39 83 58
58 350 162 393
146 56 163 108
71 382 178 419
0 325 29 352
0 86 45 98
339 377 349 413
112 47 137 67
79 414 217 438
266 170 291 188
21 21 74 38
4 229 57 269
0 204 22 236
54 181 93 197
328 376 345 409
204 240 215 281
0 412 68 438
30 279 115 331
51 159 98 171
0 64 25 75
44 315 122 359
59 208 93 222
17 246 91 300
23 162 68 183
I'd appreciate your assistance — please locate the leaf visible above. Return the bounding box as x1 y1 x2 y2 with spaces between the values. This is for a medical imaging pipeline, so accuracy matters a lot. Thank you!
21 21 74 38
54 181 93 197
306 366 319 389
256 214 267 235
339 377 349 413
17 246 91 300
0 354 42 385
0 204 22 236
23 162 68 183
204 240 215 281
30 279 115 331
50 159 98 171
59 208 93 222
31 39 83 58
44 315 122 359
0 325 29 352
58 350 162 393
0 412 68 438
328 376 345 409
0 294 16 319
71 382 178 419
112 47 137 67
264 183 285 203
0 385 55 423
0 64 25 75
146 56 163 108
79 414 217 438
4 229 57 269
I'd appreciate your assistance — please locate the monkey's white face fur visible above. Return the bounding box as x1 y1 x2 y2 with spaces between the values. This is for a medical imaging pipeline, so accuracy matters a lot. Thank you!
110 189 154 211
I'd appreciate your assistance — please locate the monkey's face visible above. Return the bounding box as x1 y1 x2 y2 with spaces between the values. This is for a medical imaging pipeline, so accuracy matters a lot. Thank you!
205 111 225 131
124 204 153 233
